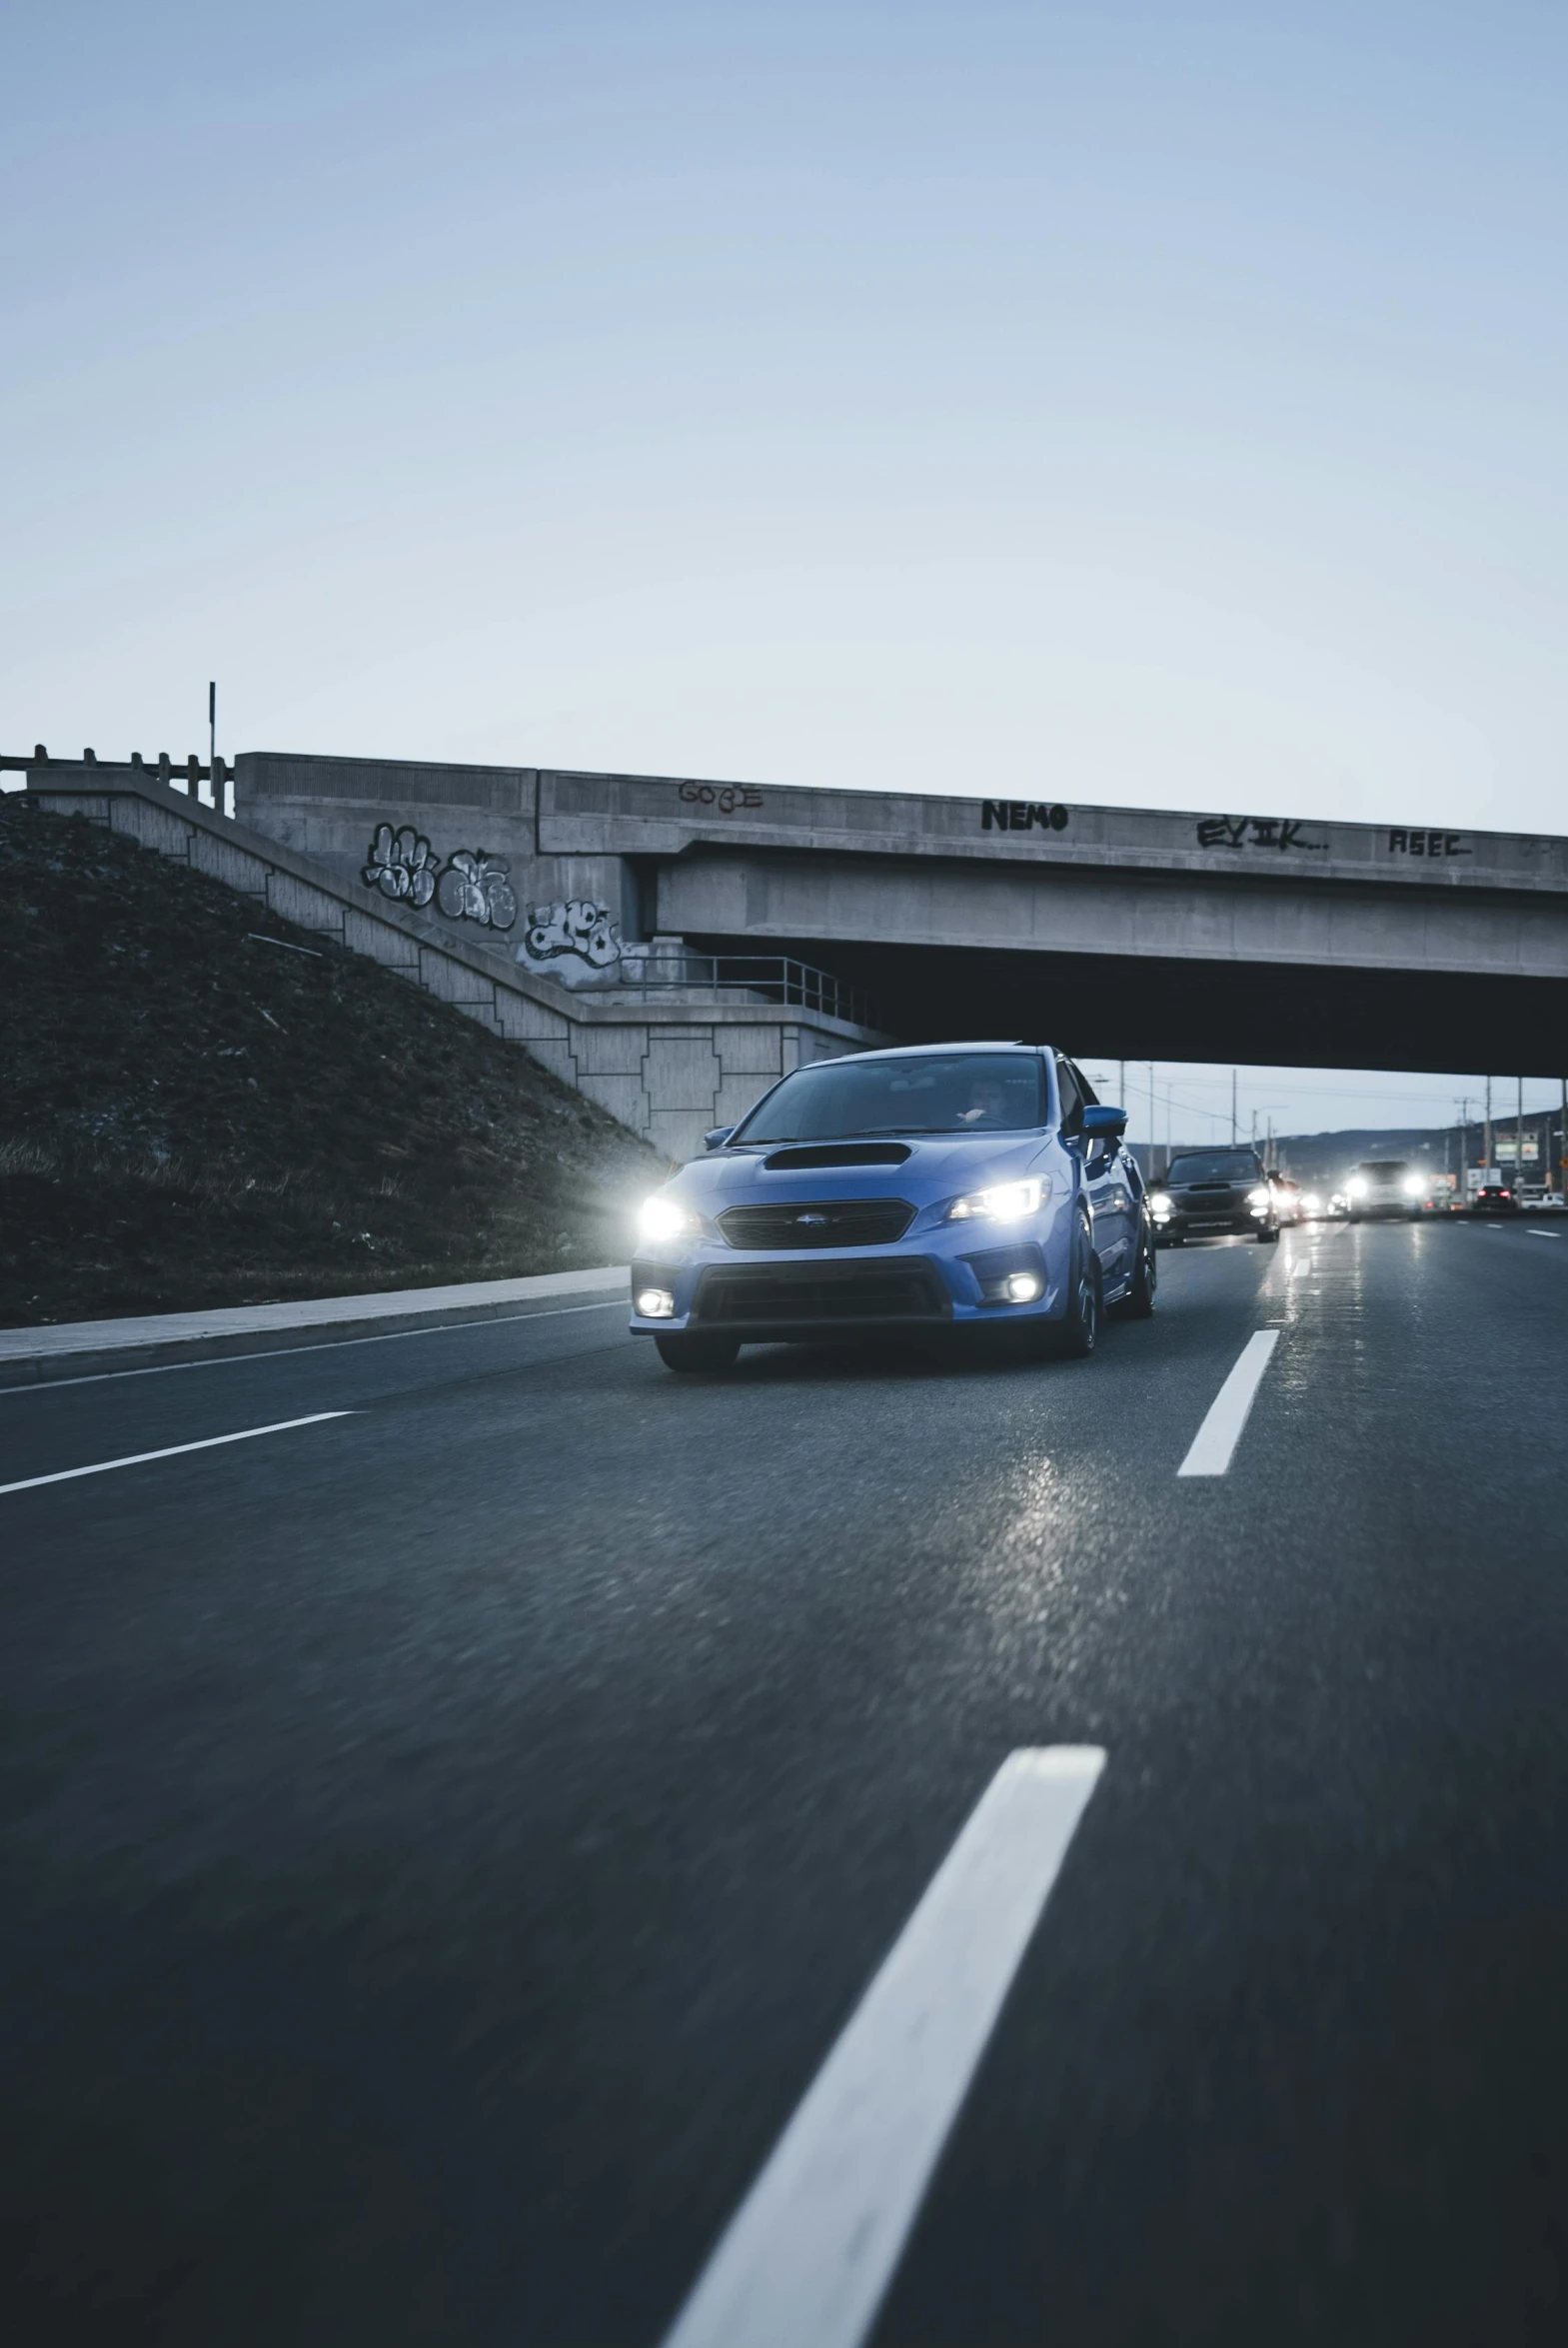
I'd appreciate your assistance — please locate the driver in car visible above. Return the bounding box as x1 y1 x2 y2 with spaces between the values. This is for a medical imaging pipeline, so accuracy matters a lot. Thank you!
958 1078 1009 1126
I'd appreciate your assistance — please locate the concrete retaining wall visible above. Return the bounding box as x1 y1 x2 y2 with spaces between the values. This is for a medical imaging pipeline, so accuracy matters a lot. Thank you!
23 766 882 1164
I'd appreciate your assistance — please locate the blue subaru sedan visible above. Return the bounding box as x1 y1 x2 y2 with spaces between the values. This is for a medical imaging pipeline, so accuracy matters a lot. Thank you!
630 1042 1155 1370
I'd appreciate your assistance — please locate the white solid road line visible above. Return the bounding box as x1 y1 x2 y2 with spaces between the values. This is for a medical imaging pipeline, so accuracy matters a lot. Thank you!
0 1411 354 1497
661 1746 1106 2348
0 1300 627 1397
1177 1329 1280 1478
1527 1229 1562 1238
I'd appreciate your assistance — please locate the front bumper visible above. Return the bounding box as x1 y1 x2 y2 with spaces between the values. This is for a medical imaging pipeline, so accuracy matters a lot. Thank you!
629 1230 1067 1341
1154 1210 1269 1239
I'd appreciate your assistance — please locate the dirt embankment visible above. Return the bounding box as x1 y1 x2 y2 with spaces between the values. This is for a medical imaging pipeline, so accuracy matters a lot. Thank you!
0 796 665 1326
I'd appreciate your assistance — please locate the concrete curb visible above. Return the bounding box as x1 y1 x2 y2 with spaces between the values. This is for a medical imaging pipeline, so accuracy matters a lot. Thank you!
0 1265 631 1382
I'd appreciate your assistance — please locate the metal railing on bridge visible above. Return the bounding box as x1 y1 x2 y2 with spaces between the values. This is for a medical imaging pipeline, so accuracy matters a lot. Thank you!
618 951 883 1032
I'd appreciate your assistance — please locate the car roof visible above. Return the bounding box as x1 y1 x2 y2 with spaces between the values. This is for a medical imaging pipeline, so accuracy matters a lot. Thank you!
807 1041 1053 1065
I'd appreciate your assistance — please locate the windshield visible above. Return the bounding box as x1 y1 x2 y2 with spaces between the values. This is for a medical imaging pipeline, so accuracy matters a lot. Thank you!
1166 1151 1263 1183
733 1053 1048 1143
1355 1161 1408 1178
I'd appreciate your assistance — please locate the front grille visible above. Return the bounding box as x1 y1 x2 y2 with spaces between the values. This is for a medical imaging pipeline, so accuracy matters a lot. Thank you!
718 1197 914 1250
695 1258 946 1325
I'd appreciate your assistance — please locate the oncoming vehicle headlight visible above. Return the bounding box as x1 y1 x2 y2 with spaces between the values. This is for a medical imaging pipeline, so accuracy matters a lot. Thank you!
637 1193 704 1244
1402 1173 1424 1197
947 1175 1046 1222
1301 1191 1322 1214
1247 1185 1272 1210
1347 1174 1369 1199
1148 1189 1173 1218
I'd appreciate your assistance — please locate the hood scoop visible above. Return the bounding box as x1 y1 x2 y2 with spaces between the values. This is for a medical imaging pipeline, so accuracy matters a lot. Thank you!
762 1142 913 1172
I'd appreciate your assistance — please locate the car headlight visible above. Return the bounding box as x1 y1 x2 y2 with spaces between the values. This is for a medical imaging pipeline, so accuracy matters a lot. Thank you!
1247 1185 1272 1209
1402 1174 1424 1196
1301 1192 1321 1213
1148 1189 1173 1217
1347 1175 1368 1198
947 1175 1046 1222
637 1192 704 1244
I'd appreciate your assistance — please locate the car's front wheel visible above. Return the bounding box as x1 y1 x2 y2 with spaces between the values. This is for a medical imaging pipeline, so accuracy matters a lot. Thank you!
1257 1224 1280 1243
654 1331 741 1372
1112 1231 1156 1319
1054 1223 1102 1358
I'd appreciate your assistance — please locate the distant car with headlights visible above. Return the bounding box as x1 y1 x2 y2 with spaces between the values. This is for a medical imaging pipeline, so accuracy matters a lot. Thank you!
1297 1187 1326 1219
1147 1148 1279 1245
629 1044 1156 1370
1270 1176 1302 1224
1326 1188 1350 1219
1346 1160 1425 1220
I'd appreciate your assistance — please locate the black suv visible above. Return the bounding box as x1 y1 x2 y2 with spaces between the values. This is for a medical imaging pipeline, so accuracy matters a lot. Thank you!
1150 1148 1279 1245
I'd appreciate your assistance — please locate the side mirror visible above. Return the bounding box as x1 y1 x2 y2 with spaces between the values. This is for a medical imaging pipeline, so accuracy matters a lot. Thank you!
1080 1104 1128 1144
704 1126 736 1152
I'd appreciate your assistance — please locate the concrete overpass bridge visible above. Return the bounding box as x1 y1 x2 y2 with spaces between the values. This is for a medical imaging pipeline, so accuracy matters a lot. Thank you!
238 753 1568 1079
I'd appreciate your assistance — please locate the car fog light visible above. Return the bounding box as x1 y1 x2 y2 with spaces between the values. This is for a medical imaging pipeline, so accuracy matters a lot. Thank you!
636 1287 676 1318
1004 1271 1042 1303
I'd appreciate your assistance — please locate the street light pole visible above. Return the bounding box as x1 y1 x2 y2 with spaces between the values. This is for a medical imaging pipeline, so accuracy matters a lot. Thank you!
1484 1076 1492 1183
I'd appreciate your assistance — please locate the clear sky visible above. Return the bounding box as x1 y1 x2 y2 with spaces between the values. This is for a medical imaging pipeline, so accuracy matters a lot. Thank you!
6 2 1565 1135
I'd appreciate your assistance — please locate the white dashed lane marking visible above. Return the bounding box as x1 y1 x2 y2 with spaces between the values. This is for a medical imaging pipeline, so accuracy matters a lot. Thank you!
1177 1330 1280 1478
661 1747 1106 2348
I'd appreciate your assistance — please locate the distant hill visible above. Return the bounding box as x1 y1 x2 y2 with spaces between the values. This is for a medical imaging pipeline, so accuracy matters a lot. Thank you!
1267 1129 1455 1183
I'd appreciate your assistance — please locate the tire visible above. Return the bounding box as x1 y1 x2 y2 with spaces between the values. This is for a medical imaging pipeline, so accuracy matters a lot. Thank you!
654 1331 741 1372
1258 1224 1280 1243
1054 1221 1103 1358
1111 1230 1156 1319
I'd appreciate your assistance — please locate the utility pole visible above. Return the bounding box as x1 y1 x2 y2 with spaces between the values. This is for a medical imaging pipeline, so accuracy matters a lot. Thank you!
1231 1069 1237 1145
1484 1076 1493 1182
1455 1096 1472 1205
1517 1074 1525 1190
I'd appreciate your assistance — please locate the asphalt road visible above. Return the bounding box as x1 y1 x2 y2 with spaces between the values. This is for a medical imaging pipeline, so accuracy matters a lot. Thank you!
5 1215 1568 2346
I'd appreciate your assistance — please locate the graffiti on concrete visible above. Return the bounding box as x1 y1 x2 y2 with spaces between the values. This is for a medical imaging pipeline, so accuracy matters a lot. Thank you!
361 830 518 929
435 851 518 929
679 780 765 814
1388 829 1470 859
980 800 1069 834
1194 817 1324 853
363 824 441 907
516 899 623 976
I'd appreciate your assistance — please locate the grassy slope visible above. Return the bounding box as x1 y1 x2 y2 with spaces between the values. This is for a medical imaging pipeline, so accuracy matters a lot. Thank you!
0 797 664 1325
